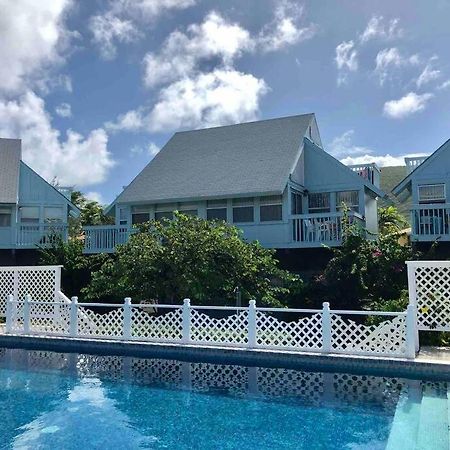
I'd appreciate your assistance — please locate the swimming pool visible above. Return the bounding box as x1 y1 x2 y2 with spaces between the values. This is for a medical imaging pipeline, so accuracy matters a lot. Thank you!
0 348 447 449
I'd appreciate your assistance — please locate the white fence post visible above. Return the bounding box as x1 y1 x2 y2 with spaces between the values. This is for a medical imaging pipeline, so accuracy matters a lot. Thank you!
70 297 78 337
406 304 417 359
248 300 257 348
322 302 332 352
182 298 191 343
406 262 420 351
5 294 13 333
23 294 31 334
123 297 132 340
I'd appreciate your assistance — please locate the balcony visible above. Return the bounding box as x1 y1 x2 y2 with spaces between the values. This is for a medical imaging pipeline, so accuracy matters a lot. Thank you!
405 156 428 174
347 163 380 187
0 224 68 249
83 225 131 254
411 204 450 241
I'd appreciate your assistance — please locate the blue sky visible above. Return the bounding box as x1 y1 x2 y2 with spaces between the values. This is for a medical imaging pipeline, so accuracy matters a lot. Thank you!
1 0 449 204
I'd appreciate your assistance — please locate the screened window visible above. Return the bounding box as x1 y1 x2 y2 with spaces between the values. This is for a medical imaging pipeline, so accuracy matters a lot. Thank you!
418 184 446 203
260 195 282 222
179 203 198 217
119 208 128 225
20 206 39 223
291 190 303 215
308 193 330 213
0 208 11 227
155 211 173 221
337 191 359 212
207 200 227 221
132 213 150 224
44 207 63 223
232 198 254 223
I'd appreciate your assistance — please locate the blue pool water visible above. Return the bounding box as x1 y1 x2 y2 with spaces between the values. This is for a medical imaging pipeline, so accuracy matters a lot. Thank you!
0 348 447 449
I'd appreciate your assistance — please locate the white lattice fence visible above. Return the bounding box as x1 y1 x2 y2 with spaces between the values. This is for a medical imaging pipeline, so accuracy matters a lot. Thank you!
0 266 61 316
407 261 450 331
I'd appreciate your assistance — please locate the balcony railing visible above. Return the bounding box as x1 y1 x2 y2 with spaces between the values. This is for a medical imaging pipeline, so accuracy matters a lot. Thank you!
83 225 131 253
347 163 380 186
411 204 450 239
16 224 68 248
291 211 364 245
405 156 428 174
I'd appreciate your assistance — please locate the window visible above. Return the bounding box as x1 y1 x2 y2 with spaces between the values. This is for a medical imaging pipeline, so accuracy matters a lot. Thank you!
291 190 303 215
179 203 198 217
0 208 11 227
20 206 39 223
337 191 359 212
44 207 63 223
155 211 173 221
207 200 227 221
260 195 282 221
308 193 330 213
418 184 446 203
131 206 150 225
155 203 175 221
119 208 128 225
232 198 254 223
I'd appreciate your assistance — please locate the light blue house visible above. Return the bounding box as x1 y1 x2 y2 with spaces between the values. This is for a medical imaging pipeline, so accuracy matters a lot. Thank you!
393 139 450 242
0 138 79 251
83 114 385 253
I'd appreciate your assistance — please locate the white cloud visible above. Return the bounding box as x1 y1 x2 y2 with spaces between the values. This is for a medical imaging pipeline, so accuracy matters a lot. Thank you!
374 48 419 85
416 61 441 88
438 79 450 90
335 40 358 84
0 91 114 186
360 16 403 43
106 109 145 132
328 130 372 158
55 102 72 118
258 1 316 52
341 153 428 167
383 92 433 119
0 0 74 93
130 142 160 157
143 12 253 88
85 191 106 205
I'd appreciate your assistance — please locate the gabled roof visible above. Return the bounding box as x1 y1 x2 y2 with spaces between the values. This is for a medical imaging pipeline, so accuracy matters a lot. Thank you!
392 138 450 196
0 138 21 203
113 114 315 205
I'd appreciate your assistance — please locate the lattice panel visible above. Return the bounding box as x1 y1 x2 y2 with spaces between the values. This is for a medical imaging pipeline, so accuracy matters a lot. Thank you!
190 363 248 395
131 308 183 341
255 312 323 350
18 269 58 302
190 310 248 345
29 302 70 335
414 265 450 330
0 270 14 316
331 314 407 356
77 306 124 337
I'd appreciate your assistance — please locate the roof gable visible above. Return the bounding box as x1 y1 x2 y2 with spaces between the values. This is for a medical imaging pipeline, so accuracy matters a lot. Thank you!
0 138 21 204
114 114 315 205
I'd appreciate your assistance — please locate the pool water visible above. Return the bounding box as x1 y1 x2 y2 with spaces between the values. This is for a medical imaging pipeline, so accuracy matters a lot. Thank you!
0 348 447 450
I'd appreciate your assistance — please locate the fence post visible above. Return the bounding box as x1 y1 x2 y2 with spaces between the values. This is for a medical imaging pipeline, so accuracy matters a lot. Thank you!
5 294 13 333
248 300 257 348
23 294 31 334
406 304 417 359
322 302 332 352
406 262 420 352
182 298 191 344
123 297 132 340
70 297 78 337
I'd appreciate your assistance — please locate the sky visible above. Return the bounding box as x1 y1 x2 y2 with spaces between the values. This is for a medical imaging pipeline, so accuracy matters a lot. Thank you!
0 0 449 204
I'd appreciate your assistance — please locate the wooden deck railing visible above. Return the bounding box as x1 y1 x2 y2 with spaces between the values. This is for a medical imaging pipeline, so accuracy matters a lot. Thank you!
16 224 68 248
411 204 450 239
83 225 131 253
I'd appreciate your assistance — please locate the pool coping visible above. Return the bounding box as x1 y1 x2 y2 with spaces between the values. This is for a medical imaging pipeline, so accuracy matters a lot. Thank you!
0 334 449 380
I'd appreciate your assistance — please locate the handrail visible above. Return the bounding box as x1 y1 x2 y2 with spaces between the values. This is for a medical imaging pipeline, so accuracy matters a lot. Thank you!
290 211 363 220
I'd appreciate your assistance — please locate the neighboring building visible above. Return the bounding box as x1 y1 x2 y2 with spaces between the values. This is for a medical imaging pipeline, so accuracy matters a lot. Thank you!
392 139 450 242
83 114 385 253
0 138 80 252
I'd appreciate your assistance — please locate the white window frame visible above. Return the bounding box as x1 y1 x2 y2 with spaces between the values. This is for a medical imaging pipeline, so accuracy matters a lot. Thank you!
418 184 446 203
260 195 283 222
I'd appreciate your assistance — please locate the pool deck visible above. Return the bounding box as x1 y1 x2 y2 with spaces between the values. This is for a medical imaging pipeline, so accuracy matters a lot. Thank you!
0 332 449 381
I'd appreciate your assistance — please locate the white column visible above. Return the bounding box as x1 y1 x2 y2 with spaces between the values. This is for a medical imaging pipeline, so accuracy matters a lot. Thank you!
406 305 417 359
322 302 332 352
70 296 78 337
5 294 13 333
23 294 31 334
123 297 132 340
406 262 420 351
248 300 257 348
182 298 191 344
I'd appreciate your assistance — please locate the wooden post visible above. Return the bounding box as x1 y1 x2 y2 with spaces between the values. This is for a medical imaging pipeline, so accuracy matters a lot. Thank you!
248 300 257 348
70 297 78 337
123 297 132 340
23 294 31 334
182 298 191 344
322 302 332 352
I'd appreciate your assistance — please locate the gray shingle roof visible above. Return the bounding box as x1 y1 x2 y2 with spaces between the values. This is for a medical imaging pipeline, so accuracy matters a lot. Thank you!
116 114 314 204
0 138 21 204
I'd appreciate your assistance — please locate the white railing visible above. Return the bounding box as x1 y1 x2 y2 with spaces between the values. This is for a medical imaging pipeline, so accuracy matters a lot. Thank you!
410 204 450 238
291 211 364 244
4 296 417 359
407 260 450 332
16 224 68 248
347 163 380 186
405 156 428 174
83 225 130 253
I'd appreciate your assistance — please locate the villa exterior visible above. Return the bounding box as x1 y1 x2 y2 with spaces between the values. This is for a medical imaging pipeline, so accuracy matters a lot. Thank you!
393 139 450 242
83 114 385 253
0 138 79 251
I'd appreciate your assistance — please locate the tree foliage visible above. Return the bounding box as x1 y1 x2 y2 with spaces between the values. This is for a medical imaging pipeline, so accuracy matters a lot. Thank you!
83 213 302 306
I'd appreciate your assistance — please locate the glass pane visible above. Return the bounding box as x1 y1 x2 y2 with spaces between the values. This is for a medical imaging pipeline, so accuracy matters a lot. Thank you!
119 208 128 225
21 206 39 223
418 184 445 202
179 210 197 217
260 204 282 221
0 213 11 227
44 207 63 222
132 213 150 224
207 199 227 208
233 206 254 223
207 208 227 221
155 211 173 221
232 197 253 207
337 191 359 211
308 193 330 212
291 192 302 214
260 195 282 205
